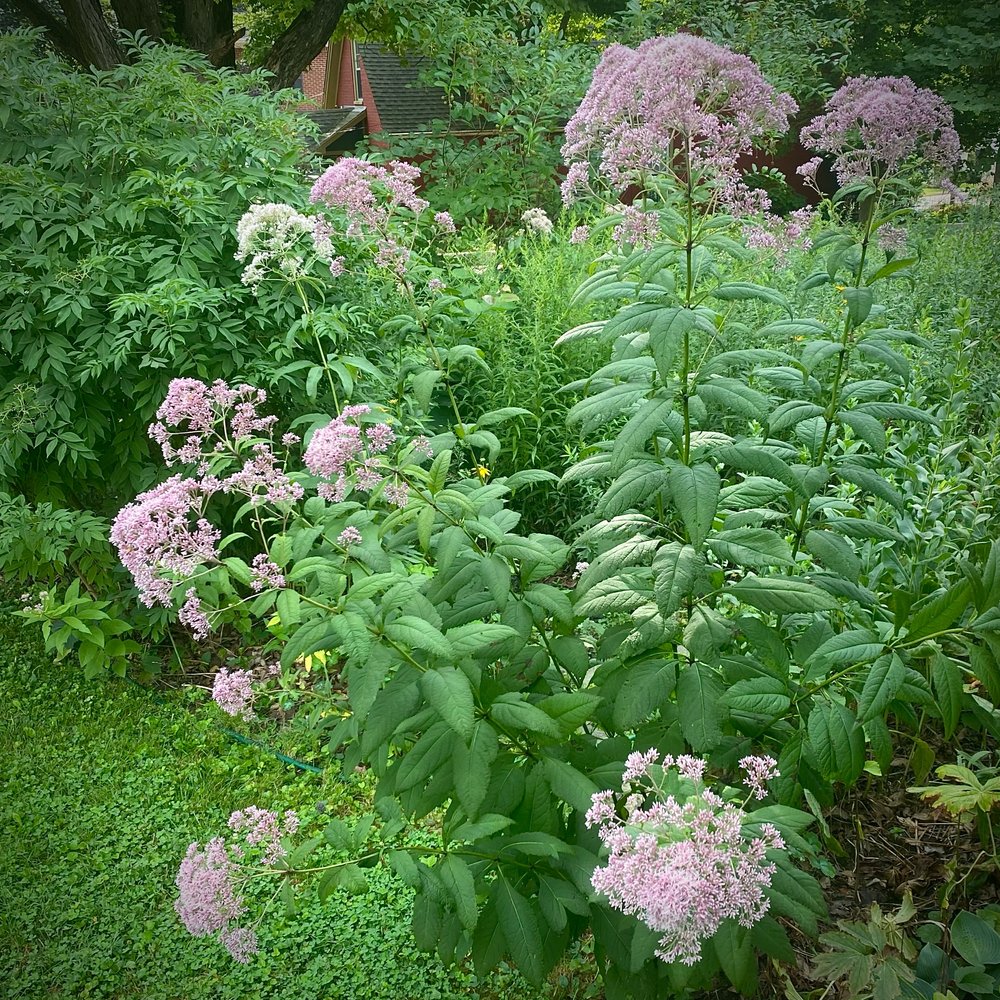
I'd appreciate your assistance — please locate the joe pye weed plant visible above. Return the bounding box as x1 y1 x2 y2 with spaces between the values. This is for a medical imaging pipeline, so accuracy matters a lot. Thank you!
87 32 1000 1000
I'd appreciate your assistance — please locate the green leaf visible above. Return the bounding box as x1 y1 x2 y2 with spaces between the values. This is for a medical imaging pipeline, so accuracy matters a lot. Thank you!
709 281 790 314
652 542 700 616
438 854 478 931
902 582 972 642
394 723 456 793
650 307 698 382
490 694 561 738
538 691 602 734
724 675 791 721
696 377 770 420
867 256 917 283
447 622 520 658
613 661 677 729
450 814 514 843
931 652 964 740
543 758 600 812
496 876 543 985
808 630 884 671
712 920 756 995
835 463 904 510
476 406 532 427
599 462 671 518
676 661 724 750
668 463 720 548
950 911 1000 967
385 615 453 658
857 654 905 722
707 527 794 568
805 529 861 580
768 400 825 433
807 701 864 782
453 722 499 817
611 395 675 473
728 576 839 613
844 287 874 326
422 667 475 740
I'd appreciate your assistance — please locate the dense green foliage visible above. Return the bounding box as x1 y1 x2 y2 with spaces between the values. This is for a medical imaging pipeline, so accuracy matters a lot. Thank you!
0 607 538 1000
0 35 310 516
4 12 1000 1000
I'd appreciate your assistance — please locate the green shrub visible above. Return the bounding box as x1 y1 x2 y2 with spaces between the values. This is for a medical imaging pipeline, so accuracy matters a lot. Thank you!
0 33 312 524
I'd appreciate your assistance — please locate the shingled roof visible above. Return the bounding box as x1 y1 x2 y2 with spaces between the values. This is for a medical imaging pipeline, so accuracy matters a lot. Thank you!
357 43 449 134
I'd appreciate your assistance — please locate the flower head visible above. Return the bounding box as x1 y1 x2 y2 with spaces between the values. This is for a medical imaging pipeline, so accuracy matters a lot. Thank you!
235 203 333 289
586 755 783 965
801 76 961 186
562 34 796 211
212 667 255 720
110 475 220 607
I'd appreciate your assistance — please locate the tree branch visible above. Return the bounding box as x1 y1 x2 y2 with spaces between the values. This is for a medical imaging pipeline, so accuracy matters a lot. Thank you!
262 0 348 90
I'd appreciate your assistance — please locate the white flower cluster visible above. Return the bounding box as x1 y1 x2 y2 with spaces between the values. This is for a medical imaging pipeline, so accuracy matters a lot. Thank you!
234 203 336 290
521 207 554 236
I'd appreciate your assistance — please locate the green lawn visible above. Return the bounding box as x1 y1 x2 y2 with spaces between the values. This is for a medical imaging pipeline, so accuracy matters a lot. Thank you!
0 610 535 1000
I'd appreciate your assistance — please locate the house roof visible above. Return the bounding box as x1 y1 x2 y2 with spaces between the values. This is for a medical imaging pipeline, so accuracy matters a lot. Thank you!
357 43 449 134
301 106 368 153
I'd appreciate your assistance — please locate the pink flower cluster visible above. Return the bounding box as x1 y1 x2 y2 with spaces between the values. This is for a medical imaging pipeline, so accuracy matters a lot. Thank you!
212 667 255 719
742 206 816 265
175 807 298 962
562 34 796 212
114 379 307 618
149 378 277 468
309 157 428 237
801 75 961 186
611 206 661 249
228 806 300 865
586 751 784 965
110 475 220 608
303 404 413 508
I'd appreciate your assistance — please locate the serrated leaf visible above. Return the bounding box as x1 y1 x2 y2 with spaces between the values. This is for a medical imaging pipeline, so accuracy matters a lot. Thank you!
903 582 972 643
422 667 475 740
395 723 456 792
438 854 478 931
538 691 602 733
612 661 676 729
652 542 699 616
807 701 864 782
385 615 454 658
668 462 719 548
724 675 791 720
728 575 839 613
808 629 884 670
451 814 514 843
707 527 794 568
543 758 599 812
856 653 905 722
676 661 724 750
496 876 543 985
490 694 561 738
931 652 964 740
453 722 499 817
611 395 675 473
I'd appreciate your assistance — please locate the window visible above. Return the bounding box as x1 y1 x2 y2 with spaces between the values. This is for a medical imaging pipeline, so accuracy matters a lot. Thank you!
352 41 363 103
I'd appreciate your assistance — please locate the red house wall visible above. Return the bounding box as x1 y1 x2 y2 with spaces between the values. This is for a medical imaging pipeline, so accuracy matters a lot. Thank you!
300 46 329 105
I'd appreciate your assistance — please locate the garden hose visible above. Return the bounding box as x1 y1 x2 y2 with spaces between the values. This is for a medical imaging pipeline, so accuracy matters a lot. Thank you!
121 675 325 775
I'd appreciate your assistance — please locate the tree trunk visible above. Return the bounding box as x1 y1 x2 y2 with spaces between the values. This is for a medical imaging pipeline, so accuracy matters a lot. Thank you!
59 0 122 68
12 0 82 63
109 0 162 39
262 0 348 90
